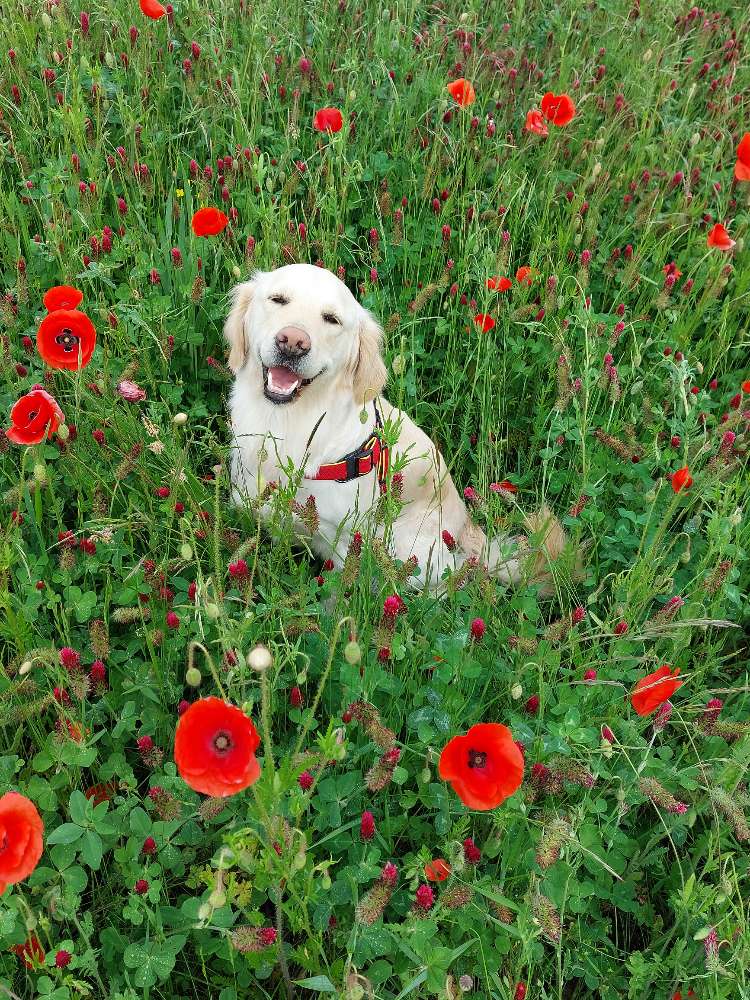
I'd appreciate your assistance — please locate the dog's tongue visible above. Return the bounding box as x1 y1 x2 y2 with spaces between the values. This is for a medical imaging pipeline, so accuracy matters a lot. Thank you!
267 366 301 395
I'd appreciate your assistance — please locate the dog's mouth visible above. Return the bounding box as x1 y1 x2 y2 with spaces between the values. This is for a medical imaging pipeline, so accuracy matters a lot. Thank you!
262 364 322 404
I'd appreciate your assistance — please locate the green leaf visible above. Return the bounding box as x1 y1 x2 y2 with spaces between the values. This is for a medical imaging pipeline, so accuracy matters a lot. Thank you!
123 936 186 988
69 790 91 827
47 823 84 846
293 976 338 993
79 830 103 870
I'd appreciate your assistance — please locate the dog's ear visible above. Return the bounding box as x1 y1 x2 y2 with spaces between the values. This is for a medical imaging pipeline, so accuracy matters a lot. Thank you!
352 308 387 404
224 280 256 373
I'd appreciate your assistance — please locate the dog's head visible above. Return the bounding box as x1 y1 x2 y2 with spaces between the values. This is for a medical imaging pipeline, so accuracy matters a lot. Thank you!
224 264 387 406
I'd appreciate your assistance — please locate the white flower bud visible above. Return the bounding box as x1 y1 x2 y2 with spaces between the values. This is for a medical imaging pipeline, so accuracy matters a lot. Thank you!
247 644 272 672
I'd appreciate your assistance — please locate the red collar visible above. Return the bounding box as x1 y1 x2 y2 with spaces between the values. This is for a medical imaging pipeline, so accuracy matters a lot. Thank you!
306 400 389 489
306 430 389 488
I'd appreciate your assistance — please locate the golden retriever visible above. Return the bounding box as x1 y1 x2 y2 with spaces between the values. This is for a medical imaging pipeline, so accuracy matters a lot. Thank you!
224 263 568 592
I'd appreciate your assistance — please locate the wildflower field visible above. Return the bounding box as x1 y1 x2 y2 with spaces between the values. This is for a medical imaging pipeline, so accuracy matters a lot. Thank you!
1 0 749 997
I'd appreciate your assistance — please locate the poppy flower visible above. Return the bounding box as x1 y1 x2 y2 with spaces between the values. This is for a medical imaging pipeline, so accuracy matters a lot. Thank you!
524 109 549 137
515 266 533 286
486 276 513 292
671 465 693 493
174 696 261 797
540 92 575 126
439 722 524 810
139 0 166 18
0 792 44 895
662 263 682 278
11 934 45 970
631 665 682 717
446 78 476 107
743 380 750 393
474 313 496 332
36 309 96 370
6 388 64 445
312 107 343 133
424 858 451 882
706 223 735 251
43 285 83 312
191 207 229 237
490 480 517 494
735 132 750 182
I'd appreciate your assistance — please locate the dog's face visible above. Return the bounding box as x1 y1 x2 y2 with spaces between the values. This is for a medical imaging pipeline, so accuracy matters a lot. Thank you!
224 264 387 405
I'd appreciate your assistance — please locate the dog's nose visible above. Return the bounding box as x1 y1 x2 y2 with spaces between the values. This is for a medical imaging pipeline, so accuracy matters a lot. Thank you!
275 326 310 357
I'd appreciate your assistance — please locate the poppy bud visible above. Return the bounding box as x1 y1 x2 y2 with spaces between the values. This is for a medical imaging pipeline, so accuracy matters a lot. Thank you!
344 640 361 664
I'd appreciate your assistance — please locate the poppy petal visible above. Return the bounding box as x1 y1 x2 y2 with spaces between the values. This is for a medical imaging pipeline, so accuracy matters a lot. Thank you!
191 207 229 237
43 285 84 311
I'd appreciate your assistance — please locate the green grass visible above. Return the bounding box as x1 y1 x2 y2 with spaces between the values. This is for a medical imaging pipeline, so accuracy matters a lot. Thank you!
0 1 749 998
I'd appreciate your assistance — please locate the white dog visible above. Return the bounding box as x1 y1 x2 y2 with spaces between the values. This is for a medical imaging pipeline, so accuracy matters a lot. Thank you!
224 263 567 591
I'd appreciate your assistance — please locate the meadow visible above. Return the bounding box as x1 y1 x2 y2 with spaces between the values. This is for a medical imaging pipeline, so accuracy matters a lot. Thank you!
0 0 749 998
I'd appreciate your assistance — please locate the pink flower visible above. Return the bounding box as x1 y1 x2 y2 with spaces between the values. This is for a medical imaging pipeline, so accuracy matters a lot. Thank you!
360 810 375 841
470 617 486 641
414 884 435 912
117 380 146 402
381 861 398 886
463 837 481 863
60 647 81 671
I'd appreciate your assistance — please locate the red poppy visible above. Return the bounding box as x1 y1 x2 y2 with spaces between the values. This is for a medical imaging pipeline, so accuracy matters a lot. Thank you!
312 107 344 133
706 223 735 251
662 263 682 278
439 722 524 810
490 480 518 494
486 276 512 292
524 109 548 137
139 0 166 18
0 792 44 895
191 207 229 237
424 858 451 882
11 934 45 970
474 313 495 332
515 266 533 286
631 665 682 717
43 285 84 312
671 466 693 493
6 388 64 445
174 696 261 797
735 132 750 182
540 92 575 126
37 309 96 370
446 78 476 107
742 380 750 393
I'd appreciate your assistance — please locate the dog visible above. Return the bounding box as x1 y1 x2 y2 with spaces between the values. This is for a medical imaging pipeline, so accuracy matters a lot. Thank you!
224 263 569 592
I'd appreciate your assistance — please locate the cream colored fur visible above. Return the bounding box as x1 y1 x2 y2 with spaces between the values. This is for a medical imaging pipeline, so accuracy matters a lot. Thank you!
225 264 570 592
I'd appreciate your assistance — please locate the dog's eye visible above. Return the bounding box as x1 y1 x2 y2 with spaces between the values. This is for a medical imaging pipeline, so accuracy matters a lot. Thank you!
322 312 340 325
269 294 289 305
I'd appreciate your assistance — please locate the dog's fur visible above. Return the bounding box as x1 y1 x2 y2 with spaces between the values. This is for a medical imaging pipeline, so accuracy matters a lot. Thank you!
225 263 568 591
